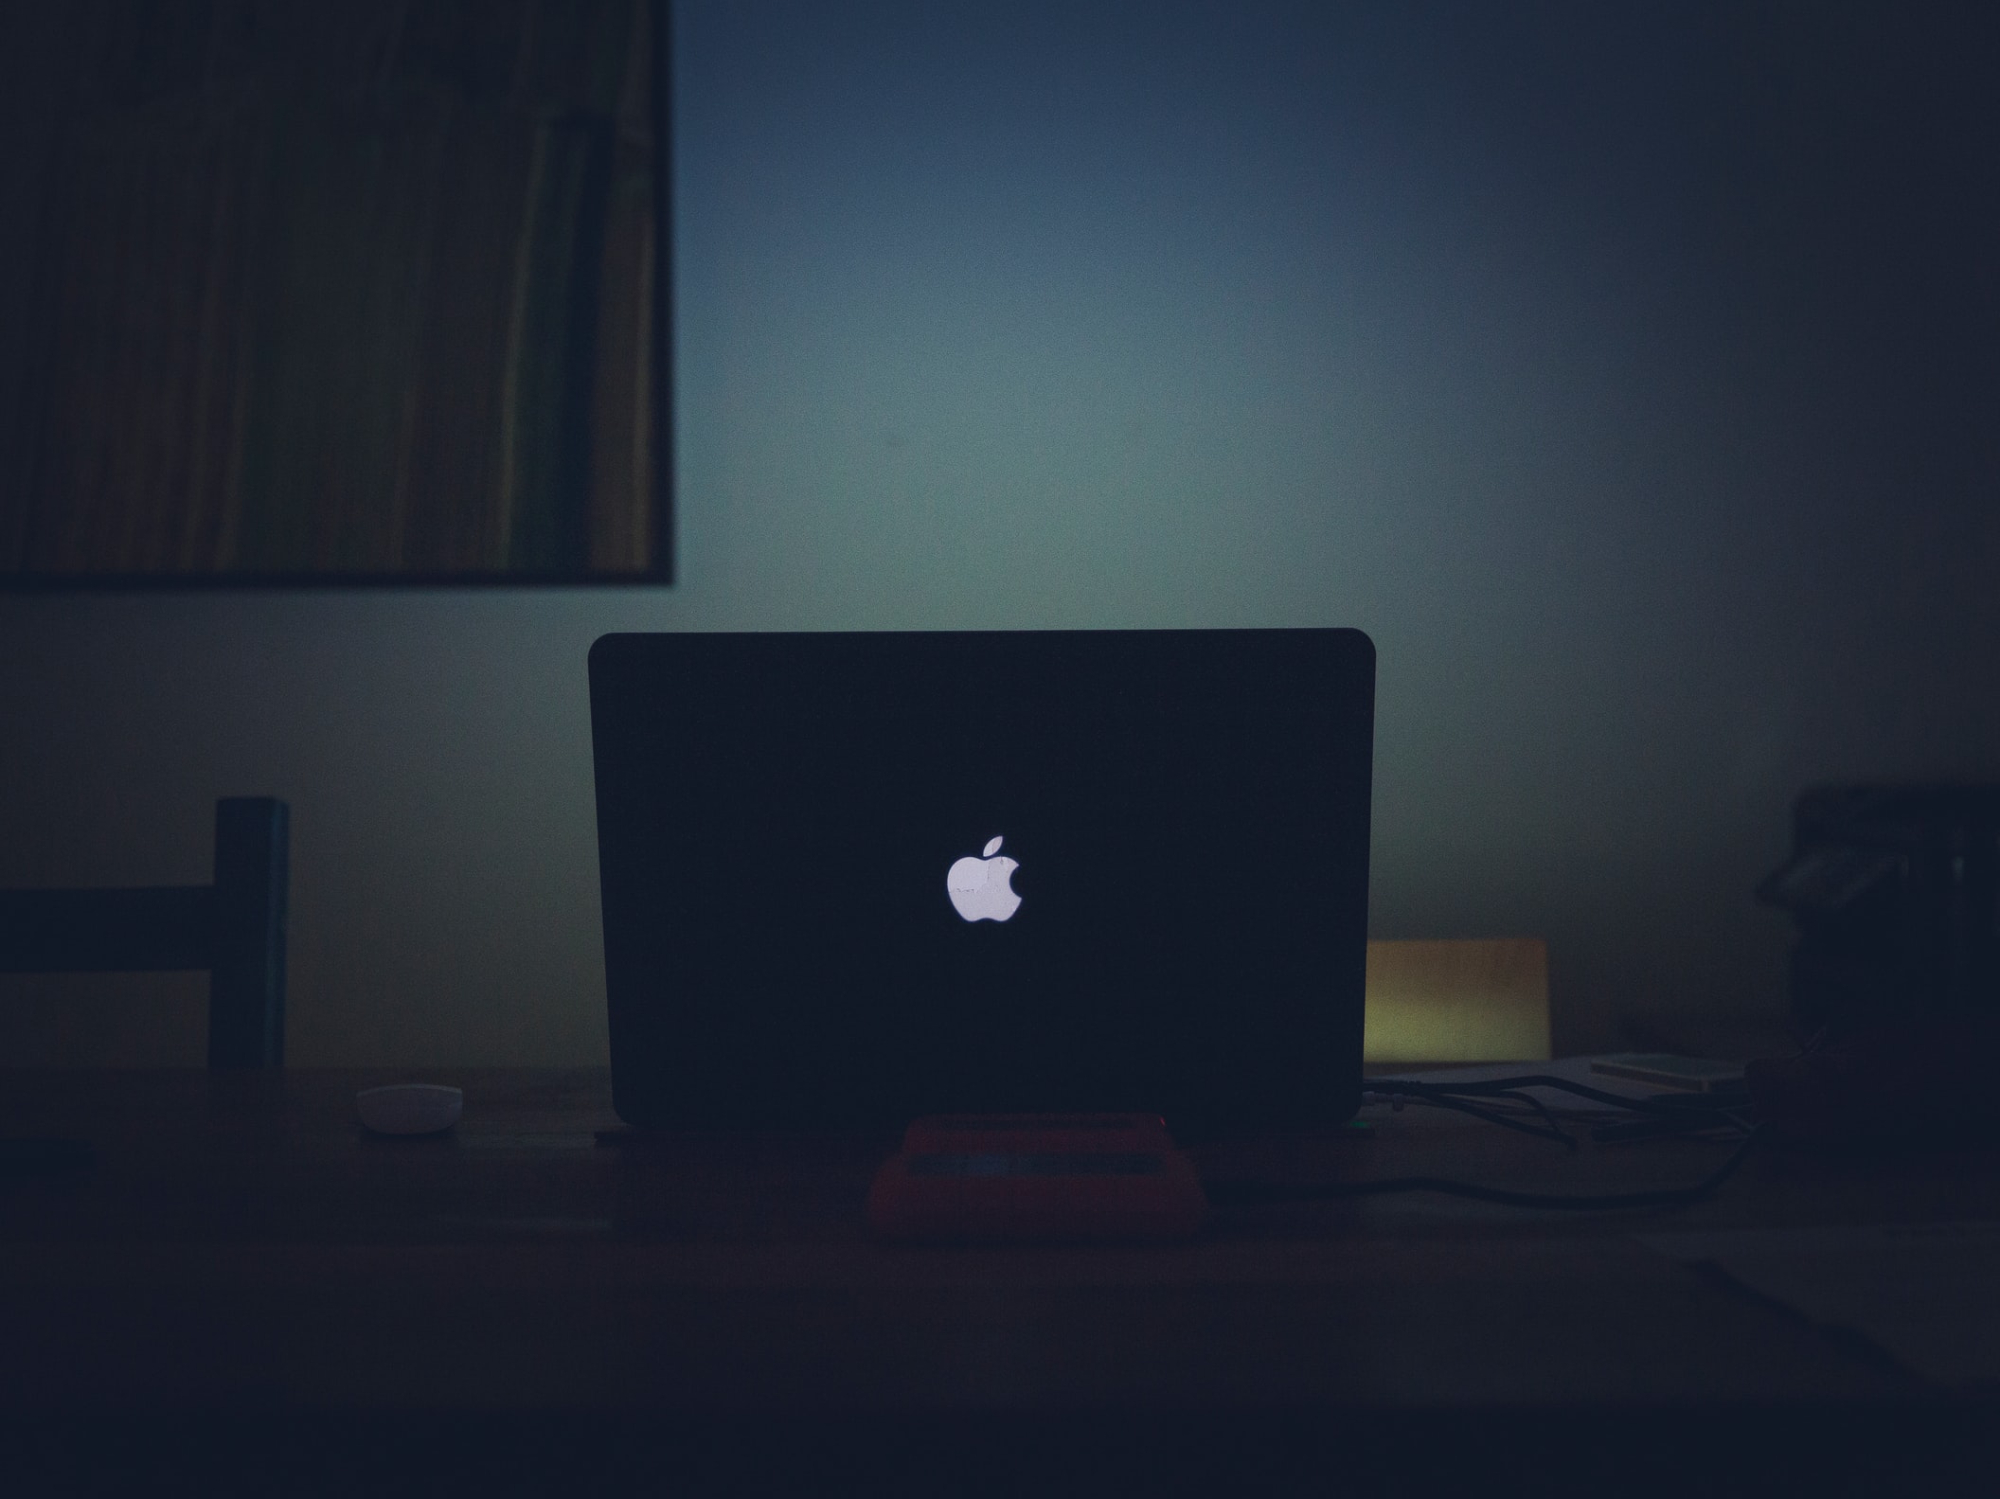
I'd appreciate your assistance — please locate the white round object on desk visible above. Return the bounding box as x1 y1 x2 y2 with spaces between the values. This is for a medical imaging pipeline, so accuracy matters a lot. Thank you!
356 1084 463 1136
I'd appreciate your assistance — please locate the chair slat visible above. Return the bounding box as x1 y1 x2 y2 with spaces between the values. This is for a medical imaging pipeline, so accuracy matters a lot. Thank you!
209 798 289 1068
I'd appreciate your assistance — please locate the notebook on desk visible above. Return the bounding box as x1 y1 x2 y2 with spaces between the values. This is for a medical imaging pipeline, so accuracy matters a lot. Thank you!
587 629 1375 1138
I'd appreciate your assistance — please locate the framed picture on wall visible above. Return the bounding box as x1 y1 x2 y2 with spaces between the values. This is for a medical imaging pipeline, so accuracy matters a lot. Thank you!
0 0 672 586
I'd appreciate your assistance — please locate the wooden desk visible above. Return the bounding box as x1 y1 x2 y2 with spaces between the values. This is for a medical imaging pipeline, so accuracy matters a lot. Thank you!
1 1070 1992 1493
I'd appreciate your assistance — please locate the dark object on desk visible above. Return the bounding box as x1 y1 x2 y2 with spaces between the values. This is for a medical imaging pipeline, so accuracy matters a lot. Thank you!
0 797 288 1067
1745 1012 2000 1144
866 1114 1208 1243
1758 785 1999 1035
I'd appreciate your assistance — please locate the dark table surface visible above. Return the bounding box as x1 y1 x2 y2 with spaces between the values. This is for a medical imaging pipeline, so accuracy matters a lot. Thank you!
1 1068 1993 1493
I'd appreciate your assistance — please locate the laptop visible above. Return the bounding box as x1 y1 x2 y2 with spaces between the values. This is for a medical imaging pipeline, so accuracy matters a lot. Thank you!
589 629 1374 1139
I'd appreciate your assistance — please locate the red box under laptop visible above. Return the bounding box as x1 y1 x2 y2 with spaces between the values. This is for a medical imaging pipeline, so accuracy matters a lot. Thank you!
866 1114 1209 1244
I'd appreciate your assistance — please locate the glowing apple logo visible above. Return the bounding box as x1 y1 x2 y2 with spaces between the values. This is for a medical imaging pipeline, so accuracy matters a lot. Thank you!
946 836 1022 923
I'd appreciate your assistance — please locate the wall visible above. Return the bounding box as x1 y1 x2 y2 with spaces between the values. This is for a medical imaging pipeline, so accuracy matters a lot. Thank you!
4 0 1997 1063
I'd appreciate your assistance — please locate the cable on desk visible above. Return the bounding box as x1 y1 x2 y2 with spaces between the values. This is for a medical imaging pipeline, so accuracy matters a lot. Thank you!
1481 1084 1572 1140
1384 1074 1751 1121
1205 1124 1767 1212
1383 1081 1579 1140
1360 1090 1576 1149
1370 1075 1757 1141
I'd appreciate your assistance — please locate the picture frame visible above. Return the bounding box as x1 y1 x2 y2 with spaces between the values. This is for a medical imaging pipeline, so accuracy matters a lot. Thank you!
0 0 673 587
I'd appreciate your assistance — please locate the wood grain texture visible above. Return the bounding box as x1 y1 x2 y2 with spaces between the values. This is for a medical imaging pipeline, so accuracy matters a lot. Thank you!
3 1068 1992 1490
0 1067 1984 1414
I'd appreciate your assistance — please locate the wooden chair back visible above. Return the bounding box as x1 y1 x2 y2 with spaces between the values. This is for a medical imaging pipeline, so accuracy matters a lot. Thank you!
0 798 288 1066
